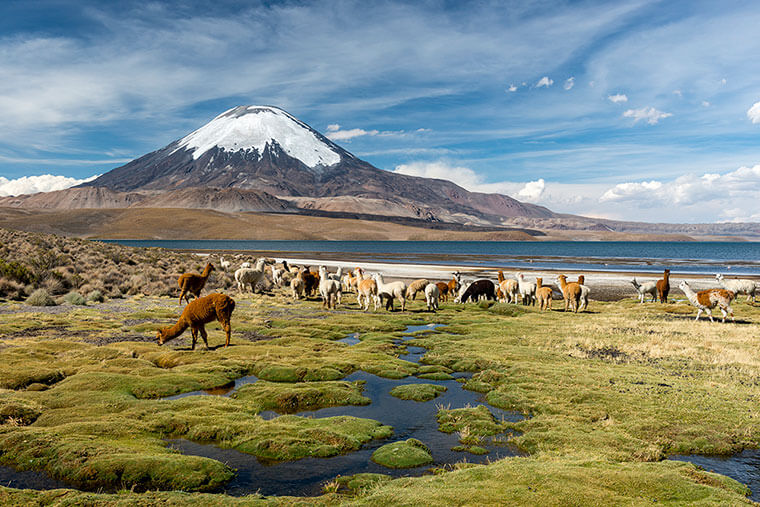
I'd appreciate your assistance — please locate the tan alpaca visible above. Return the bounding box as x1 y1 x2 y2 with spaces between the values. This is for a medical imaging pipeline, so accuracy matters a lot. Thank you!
157 293 235 349
290 270 305 300
536 277 553 311
177 263 214 304
406 279 430 300
357 278 379 311
557 275 582 313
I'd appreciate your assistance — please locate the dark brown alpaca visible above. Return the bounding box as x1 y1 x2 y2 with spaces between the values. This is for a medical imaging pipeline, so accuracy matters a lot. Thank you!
656 269 670 303
301 267 319 297
178 263 214 304
157 293 235 349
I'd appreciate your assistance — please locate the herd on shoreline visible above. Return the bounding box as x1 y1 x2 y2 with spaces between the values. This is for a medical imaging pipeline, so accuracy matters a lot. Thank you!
156 256 760 350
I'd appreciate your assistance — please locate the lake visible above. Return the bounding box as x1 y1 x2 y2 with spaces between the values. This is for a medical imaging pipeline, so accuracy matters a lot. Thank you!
100 240 760 276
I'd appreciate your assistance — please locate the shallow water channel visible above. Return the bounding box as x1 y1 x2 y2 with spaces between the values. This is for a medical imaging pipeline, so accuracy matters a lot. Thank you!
166 324 525 496
670 450 760 501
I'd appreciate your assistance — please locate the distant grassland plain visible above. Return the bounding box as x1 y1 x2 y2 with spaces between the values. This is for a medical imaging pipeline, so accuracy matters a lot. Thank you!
0 227 758 504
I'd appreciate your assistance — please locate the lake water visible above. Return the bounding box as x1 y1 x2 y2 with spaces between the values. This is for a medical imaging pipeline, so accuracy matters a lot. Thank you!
100 240 760 276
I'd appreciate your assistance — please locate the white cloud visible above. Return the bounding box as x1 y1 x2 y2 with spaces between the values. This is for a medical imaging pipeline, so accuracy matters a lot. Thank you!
516 179 545 201
597 164 760 220
563 77 574 90
747 101 760 124
0 174 99 197
622 106 672 125
600 180 663 202
325 127 379 141
608 93 628 103
672 89 682 97
702 100 711 107
507 84 518 92
393 161 482 189
535 76 554 88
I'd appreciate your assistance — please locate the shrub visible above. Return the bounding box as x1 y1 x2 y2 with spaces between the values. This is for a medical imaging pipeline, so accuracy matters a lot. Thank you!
26 289 56 307
63 291 87 305
86 290 104 303
0 277 26 300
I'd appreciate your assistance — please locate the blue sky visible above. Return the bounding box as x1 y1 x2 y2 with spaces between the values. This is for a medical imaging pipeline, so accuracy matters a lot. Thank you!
1 0 759 223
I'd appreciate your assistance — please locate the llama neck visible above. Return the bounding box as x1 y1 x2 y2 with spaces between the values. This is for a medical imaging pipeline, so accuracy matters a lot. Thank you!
160 319 189 341
201 265 213 277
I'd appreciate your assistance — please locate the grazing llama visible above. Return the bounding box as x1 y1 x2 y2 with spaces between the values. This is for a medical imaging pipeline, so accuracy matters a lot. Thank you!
656 269 671 303
631 277 658 304
290 270 305 300
435 282 450 302
373 273 407 311
157 293 235 349
459 280 496 303
234 258 269 294
424 283 440 311
406 279 430 301
715 274 757 303
679 280 735 323
178 263 214 304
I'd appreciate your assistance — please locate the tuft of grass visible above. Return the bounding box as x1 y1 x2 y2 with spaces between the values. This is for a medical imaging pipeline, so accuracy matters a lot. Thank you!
389 383 446 402
371 438 433 469
86 289 104 303
25 288 56 307
63 291 87 306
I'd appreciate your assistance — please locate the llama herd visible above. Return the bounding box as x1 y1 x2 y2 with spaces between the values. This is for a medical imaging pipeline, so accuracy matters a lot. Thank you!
159 256 758 350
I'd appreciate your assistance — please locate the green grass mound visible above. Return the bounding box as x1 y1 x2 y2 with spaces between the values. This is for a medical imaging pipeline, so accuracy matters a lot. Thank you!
417 372 454 381
371 438 433 469
333 472 392 494
233 380 370 413
389 383 446 402
437 405 506 445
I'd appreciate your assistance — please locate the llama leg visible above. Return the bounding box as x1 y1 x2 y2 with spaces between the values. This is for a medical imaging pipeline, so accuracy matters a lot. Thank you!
720 307 727 323
198 325 209 349
705 308 713 322
401 296 406 312
190 327 198 350
179 290 186 304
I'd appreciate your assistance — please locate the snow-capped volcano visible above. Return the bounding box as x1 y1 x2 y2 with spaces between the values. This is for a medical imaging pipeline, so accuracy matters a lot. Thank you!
173 106 341 168
80 105 557 224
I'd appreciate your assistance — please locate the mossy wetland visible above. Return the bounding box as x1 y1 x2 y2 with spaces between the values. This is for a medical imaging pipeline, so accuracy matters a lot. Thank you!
0 229 759 504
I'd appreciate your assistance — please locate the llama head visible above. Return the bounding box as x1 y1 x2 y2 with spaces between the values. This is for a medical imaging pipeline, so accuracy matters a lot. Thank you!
630 278 639 287
156 328 168 345
663 269 670 277
715 273 723 281
678 280 690 292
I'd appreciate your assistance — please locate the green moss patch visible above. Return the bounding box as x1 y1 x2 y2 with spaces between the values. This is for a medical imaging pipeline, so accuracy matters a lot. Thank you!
233 380 370 413
371 438 433 469
389 383 446 402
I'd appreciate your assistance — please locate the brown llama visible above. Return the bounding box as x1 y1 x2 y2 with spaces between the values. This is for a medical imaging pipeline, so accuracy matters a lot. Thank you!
157 293 235 349
557 275 582 313
536 277 553 311
656 269 671 303
436 282 450 302
178 263 214 304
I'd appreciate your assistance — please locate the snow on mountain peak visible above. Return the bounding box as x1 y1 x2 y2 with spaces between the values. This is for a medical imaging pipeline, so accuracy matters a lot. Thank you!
174 105 341 168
